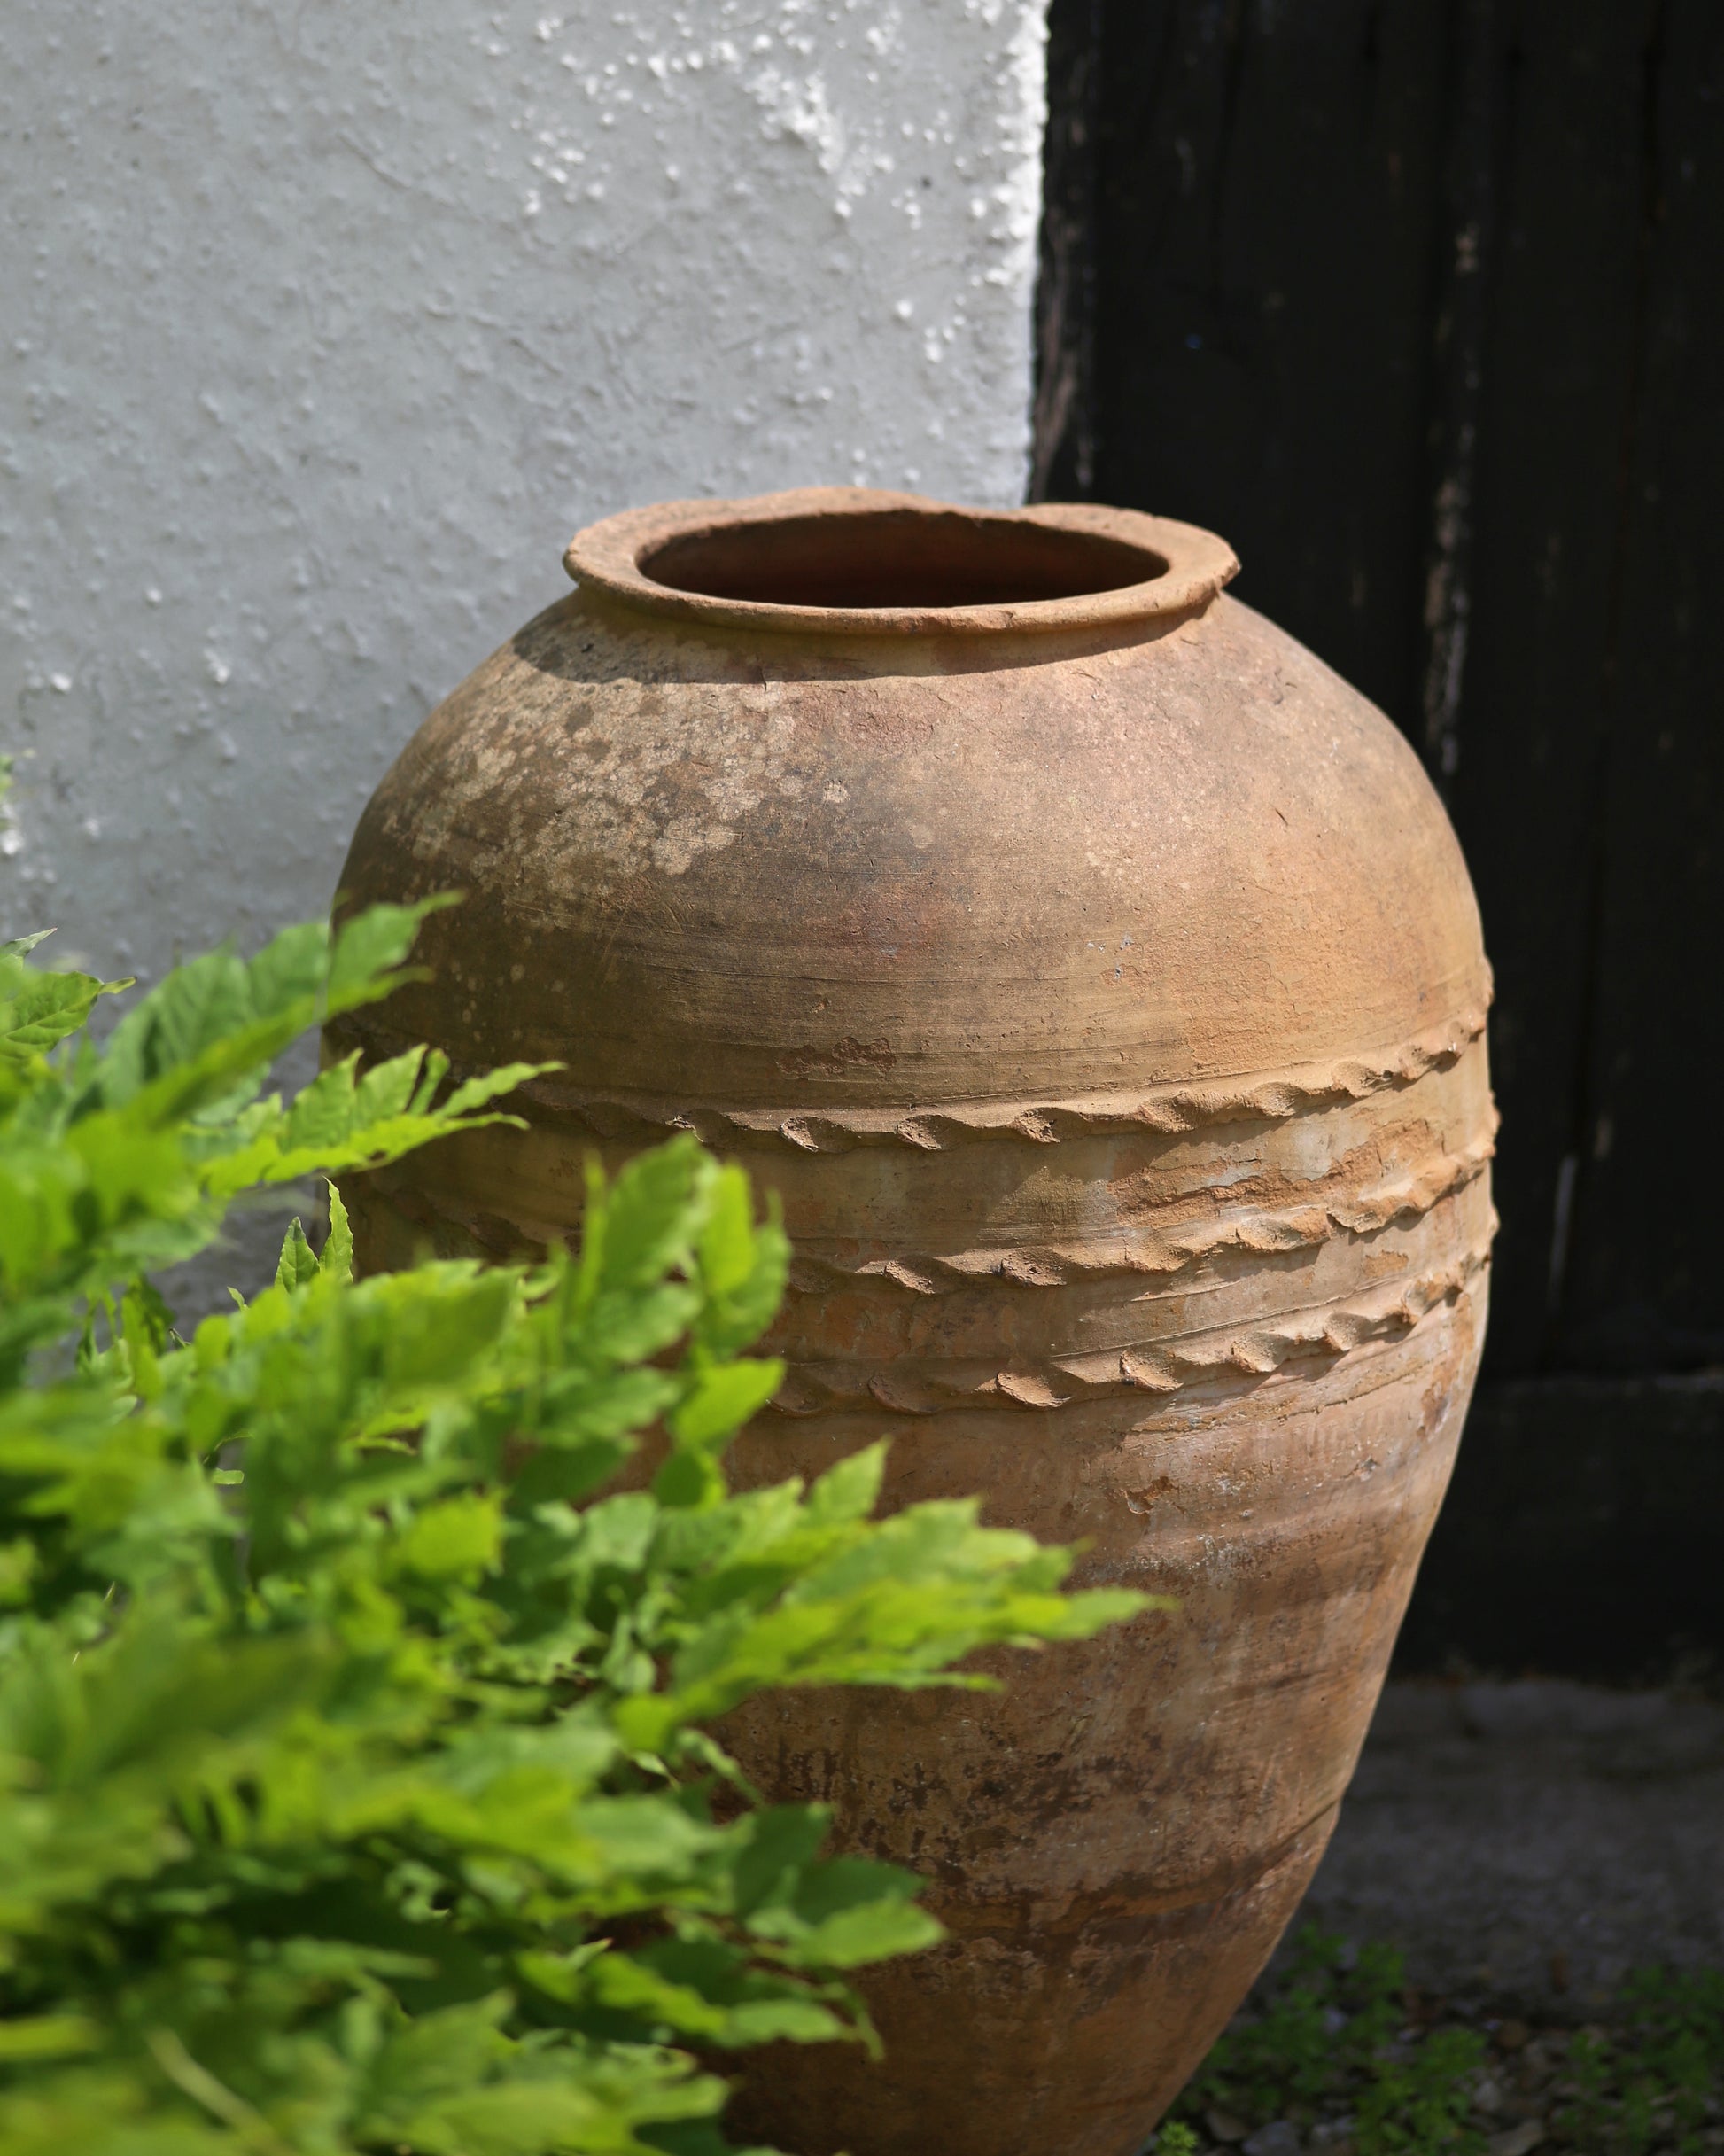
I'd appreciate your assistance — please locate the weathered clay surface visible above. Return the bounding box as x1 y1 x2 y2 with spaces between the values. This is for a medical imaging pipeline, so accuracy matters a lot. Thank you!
330 489 1495 2156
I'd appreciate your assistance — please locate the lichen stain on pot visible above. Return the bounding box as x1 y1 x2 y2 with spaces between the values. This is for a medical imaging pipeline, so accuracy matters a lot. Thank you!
329 488 1496 2156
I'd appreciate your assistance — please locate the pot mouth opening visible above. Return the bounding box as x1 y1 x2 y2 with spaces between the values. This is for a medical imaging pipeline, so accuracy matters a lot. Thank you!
563 489 1239 637
641 508 1164 611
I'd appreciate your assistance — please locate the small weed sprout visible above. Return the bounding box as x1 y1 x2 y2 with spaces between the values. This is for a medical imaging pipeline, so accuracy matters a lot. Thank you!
1174 1928 1722 2156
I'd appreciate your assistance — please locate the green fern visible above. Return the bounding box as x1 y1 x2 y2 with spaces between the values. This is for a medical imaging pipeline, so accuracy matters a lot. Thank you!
0 894 1151 2155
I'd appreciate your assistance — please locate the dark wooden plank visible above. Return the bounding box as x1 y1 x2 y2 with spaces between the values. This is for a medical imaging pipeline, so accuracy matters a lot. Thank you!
1556 0 1724 1375
1031 0 1102 501
1439 0 1664 1374
1087 0 1450 717
1417 0 1499 786
1398 1375 1724 1678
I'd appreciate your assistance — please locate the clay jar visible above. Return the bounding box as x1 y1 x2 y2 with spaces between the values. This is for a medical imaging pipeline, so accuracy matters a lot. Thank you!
330 490 1495 2156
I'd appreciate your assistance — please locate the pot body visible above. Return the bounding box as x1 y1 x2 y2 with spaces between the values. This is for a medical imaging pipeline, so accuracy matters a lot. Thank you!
330 492 1494 2156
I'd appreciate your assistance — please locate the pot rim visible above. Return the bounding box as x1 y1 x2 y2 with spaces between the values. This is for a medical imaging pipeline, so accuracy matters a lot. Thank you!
563 486 1239 637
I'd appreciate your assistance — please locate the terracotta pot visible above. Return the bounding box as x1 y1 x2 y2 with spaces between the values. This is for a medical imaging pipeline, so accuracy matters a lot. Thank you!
330 489 1495 2156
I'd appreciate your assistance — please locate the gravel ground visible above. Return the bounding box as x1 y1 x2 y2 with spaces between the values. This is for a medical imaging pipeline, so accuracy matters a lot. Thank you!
1165 1689 1724 2156
1295 1679 1724 2016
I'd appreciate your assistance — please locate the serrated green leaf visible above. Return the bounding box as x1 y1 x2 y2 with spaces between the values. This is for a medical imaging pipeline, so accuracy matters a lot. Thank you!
239 918 332 1018
392 1492 505 1584
0 969 129 1059
275 1218 319 1292
804 1444 887 1529
327 894 459 1008
793 1896 944 1969
666 1359 784 1449
442 1061 559 1116
0 929 56 961
695 1166 757 1298
323 1181 353 1282
730 1805 832 1917
598 1136 711 1291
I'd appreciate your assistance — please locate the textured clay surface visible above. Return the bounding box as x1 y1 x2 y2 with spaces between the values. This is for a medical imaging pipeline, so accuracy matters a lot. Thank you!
331 490 1495 2156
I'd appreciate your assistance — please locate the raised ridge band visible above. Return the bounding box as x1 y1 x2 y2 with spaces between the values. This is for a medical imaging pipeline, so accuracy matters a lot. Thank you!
330 1001 1489 1155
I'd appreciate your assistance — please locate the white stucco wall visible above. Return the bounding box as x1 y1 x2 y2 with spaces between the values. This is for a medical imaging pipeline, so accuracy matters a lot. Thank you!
1 0 1048 986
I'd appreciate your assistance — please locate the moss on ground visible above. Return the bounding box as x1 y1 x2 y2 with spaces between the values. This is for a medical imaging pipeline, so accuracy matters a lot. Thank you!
1156 1928 1724 2156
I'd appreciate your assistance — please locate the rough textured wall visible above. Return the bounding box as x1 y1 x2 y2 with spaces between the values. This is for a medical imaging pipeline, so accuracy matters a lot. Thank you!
0 0 1047 983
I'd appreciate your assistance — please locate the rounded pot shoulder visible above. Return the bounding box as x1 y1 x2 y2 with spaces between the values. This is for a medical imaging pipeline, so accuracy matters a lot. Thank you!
338 580 1487 1117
